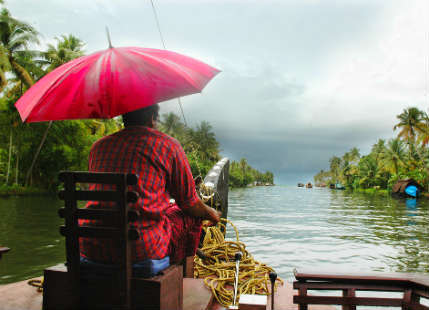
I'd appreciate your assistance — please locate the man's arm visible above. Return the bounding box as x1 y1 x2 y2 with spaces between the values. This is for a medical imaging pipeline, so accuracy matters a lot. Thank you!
184 198 220 226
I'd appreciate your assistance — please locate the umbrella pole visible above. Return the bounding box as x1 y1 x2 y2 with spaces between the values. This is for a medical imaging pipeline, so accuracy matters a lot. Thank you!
105 27 113 48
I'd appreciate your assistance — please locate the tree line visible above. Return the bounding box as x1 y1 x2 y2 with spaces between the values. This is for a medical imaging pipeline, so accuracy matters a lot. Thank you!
0 5 273 192
314 107 429 191
158 112 274 187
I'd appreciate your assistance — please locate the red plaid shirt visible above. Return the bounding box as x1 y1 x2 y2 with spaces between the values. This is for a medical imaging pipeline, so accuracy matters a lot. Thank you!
79 126 199 263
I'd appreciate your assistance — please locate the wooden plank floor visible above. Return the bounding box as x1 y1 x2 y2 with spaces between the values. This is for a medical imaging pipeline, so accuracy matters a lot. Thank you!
0 277 334 310
0 277 213 310
184 278 213 310
0 277 43 310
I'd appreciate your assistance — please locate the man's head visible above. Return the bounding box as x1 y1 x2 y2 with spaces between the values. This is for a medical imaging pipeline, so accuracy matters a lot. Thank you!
122 104 160 128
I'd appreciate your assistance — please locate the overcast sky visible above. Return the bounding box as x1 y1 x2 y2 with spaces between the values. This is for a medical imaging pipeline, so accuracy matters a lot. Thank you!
8 0 429 184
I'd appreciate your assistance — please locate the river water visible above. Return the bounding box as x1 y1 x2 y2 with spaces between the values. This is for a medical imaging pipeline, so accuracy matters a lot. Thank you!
1 186 429 284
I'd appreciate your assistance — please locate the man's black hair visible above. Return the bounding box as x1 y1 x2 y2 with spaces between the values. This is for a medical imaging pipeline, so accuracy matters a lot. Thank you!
122 104 160 127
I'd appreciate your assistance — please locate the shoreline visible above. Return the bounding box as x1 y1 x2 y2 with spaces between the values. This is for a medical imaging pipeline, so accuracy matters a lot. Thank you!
0 186 51 197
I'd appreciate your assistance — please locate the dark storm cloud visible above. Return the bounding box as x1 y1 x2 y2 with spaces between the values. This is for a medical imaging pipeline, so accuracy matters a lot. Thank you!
163 63 397 184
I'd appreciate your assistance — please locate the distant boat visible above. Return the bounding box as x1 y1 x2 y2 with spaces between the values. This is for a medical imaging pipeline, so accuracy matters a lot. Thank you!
329 183 345 190
335 183 345 190
392 179 422 198
297 183 305 187
306 182 313 188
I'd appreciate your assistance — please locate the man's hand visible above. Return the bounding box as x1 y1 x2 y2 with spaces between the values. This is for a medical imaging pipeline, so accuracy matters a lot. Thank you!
203 207 221 227
184 198 221 226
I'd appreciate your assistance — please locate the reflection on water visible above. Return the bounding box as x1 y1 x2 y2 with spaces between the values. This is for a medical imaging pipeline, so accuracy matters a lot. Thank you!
1 187 429 284
226 186 429 281
0 195 65 284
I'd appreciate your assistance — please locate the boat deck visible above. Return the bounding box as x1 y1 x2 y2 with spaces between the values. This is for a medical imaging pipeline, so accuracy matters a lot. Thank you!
0 277 334 310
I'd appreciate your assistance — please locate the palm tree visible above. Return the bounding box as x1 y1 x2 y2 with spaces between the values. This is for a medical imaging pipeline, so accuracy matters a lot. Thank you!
371 139 386 163
0 8 39 88
417 111 429 147
159 112 185 138
0 45 10 92
329 156 341 184
358 155 380 188
0 9 40 186
40 34 85 72
381 138 406 176
341 152 355 187
190 121 219 162
394 107 426 158
239 158 248 185
349 147 360 163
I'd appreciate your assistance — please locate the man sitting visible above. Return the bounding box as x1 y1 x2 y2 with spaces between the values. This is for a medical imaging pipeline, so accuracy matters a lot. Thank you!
79 103 220 271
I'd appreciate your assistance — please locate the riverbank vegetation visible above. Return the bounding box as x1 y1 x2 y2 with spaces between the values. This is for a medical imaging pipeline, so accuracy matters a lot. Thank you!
314 107 429 192
158 112 274 187
0 5 273 194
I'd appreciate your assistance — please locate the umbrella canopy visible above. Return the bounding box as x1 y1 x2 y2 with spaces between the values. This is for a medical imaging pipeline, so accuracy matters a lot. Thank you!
15 47 220 122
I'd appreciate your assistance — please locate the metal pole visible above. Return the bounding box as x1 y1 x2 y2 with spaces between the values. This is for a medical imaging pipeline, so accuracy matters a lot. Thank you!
269 272 277 310
229 252 242 310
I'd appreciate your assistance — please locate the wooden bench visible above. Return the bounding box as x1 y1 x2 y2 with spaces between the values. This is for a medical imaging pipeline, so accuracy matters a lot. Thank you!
0 247 10 260
293 269 429 310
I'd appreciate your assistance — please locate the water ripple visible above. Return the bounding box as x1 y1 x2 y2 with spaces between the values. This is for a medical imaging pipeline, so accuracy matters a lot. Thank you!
227 186 429 279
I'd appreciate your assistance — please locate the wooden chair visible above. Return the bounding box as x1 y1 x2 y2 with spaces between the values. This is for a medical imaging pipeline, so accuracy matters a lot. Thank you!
43 171 183 310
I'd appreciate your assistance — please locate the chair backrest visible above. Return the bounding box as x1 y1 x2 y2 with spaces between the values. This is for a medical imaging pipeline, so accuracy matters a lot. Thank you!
58 171 139 309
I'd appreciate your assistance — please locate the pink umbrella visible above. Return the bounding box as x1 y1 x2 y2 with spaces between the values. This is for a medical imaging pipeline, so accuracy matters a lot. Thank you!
15 47 220 122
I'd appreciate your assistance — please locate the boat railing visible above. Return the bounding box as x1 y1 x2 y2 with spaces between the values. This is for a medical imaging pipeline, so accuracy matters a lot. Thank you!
293 269 429 310
202 157 230 220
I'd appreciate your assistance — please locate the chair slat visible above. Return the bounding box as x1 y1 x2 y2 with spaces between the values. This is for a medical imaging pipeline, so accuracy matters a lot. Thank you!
293 281 405 292
59 208 119 220
59 171 137 185
60 225 121 239
293 296 403 307
58 190 139 203
59 190 120 202
78 226 121 239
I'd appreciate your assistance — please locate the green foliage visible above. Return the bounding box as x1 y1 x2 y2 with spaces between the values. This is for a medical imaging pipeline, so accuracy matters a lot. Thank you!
228 158 274 187
317 107 429 192
39 34 85 72
158 112 272 187
0 5 111 191
0 97 120 190
0 183 47 196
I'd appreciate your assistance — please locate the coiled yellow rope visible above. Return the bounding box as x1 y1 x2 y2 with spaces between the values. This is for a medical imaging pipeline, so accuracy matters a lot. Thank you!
27 278 43 292
194 218 283 307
